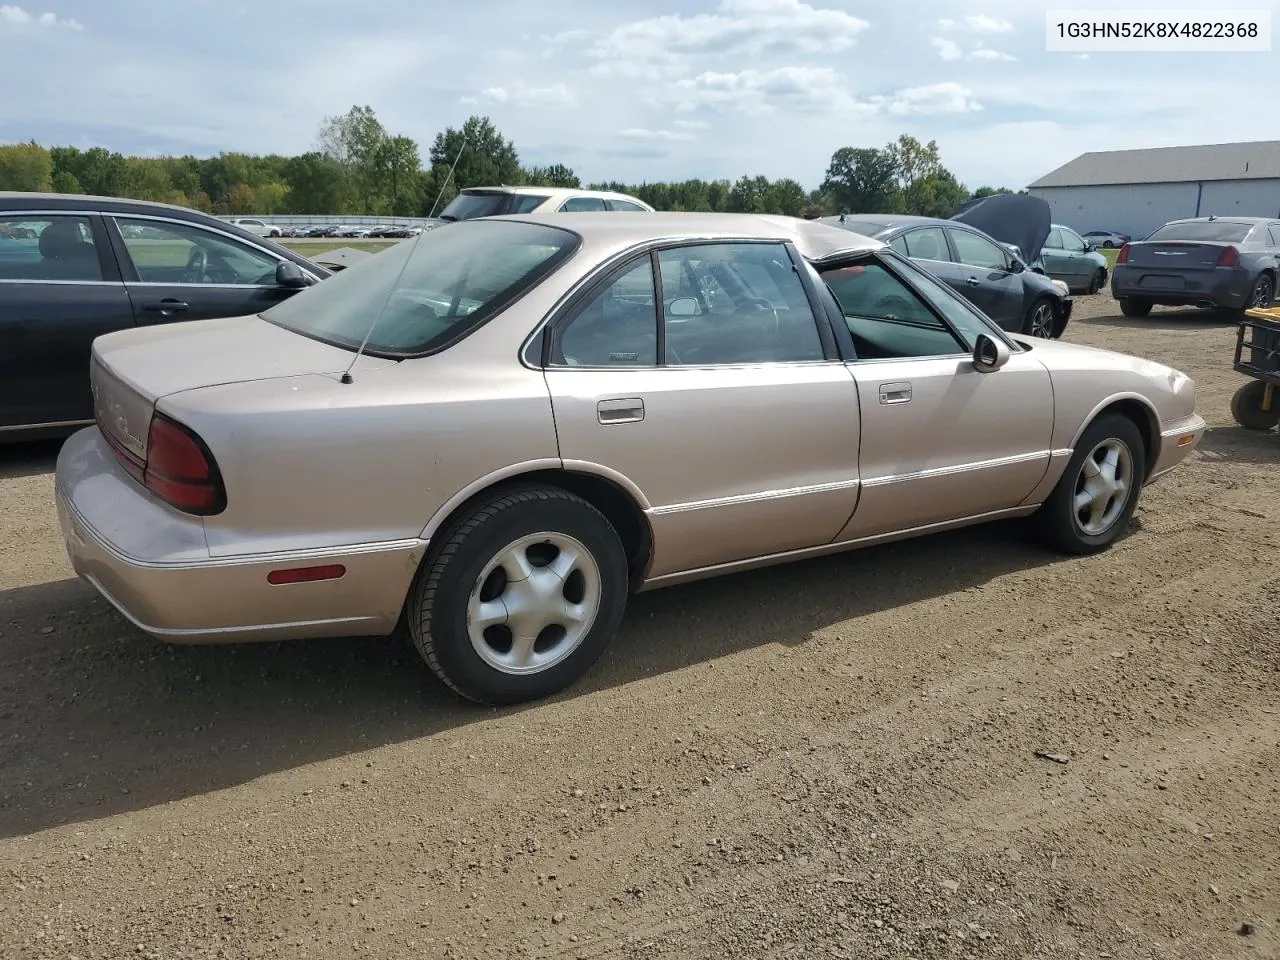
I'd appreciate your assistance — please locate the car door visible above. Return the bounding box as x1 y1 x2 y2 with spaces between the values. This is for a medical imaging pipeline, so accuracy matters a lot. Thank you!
1041 227 1067 279
0 211 136 431
895 225 963 287
815 250 1053 541
945 226 1024 328
107 215 310 324
542 240 860 579
1055 226 1093 286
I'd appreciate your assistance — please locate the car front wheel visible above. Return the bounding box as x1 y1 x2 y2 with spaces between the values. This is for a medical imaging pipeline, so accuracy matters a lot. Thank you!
1088 268 1106 294
405 485 629 705
1033 414 1145 555
1024 297 1057 338
1119 297 1152 318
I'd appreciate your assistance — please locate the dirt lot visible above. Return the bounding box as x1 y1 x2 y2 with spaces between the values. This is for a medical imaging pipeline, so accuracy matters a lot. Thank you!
1 292 1277 960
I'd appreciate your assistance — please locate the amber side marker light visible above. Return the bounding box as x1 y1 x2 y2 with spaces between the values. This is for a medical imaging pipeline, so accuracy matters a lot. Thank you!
267 564 346 585
1177 434 1196 447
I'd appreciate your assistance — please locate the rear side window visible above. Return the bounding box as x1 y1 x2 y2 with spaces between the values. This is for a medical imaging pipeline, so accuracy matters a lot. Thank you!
901 227 951 262
1146 221 1251 243
263 219 578 356
0 214 103 281
1046 228 1064 248
607 199 647 212
560 196 608 212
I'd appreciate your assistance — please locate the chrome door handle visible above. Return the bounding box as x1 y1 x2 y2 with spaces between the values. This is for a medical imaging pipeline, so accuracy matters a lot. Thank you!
878 381 911 405
597 398 645 424
965 276 980 286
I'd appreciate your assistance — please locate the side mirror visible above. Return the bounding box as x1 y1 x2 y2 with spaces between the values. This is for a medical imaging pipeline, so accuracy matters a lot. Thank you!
276 260 309 288
1007 257 1024 274
667 296 700 317
973 333 1011 372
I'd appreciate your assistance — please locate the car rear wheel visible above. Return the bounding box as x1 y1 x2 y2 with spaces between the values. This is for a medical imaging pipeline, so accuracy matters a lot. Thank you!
1246 273 1275 311
405 484 629 705
1119 297 1152 318
1088 269 1106 294
1102 240 1114 248
1033 414 1145 555
1230 379 1280 431
1024 297 1057 338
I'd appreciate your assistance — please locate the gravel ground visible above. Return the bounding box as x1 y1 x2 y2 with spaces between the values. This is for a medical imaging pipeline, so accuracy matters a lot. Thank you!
1 292 1277 959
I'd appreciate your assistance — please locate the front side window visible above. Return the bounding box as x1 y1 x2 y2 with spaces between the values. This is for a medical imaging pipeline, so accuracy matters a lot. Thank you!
264 219 578 356
821 257 963 359
901 227 951 263
115 218 278 285
881 251 1003 351
656 242 824 365
950 228 1010 271
0 214 103 281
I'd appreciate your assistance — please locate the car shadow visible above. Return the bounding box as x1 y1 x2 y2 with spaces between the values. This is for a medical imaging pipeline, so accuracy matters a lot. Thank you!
0 437 64 481
0 519 1067 838
1196 423 1280 465
1078 307 1242 332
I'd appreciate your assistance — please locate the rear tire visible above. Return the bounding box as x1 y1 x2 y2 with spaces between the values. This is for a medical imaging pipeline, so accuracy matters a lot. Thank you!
1230 379 1280 431
1243 273 1275 314
404 485 629 705
1033 414 1145 555
1119 297 1152 318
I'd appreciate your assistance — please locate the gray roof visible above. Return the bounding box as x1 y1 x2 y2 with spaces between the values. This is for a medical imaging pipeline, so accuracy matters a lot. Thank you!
1029 140 1280 188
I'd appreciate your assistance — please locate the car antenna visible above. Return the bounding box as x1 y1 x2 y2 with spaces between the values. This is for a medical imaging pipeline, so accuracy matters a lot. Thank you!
340 134 469 384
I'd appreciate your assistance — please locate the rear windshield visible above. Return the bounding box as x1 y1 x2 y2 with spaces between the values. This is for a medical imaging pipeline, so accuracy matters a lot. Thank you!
262 219 579 356
438 191 549 221
1145 221 1252 243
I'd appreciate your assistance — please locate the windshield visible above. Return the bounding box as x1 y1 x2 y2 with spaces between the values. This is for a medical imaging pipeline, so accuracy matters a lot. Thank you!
438 191 549 221
262 219 580 356
1145 221 1252 243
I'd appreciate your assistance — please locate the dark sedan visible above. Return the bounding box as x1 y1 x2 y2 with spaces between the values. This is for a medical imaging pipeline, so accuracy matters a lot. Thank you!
0 192 331 440
821 214 1071 338
1111 216 1280 317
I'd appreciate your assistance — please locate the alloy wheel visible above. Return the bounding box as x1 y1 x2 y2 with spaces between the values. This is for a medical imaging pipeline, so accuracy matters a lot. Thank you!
1029 302 1056 338
1073 438 1134 536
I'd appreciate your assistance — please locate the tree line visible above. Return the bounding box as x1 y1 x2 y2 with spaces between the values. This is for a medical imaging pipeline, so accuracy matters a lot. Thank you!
0 104 1020 220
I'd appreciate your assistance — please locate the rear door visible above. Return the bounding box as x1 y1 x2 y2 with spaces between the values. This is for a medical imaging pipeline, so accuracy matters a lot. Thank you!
945 226 1024 328
106 215 312 324
896 225 962 287
0 211 135 430
1054 226 1094 286
542 239 860 580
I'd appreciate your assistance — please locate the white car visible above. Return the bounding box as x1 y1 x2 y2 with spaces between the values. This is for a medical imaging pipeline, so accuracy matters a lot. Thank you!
225 218 282 238
436 186 654 222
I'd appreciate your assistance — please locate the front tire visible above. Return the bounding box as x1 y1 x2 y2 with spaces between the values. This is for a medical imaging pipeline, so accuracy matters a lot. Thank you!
1088 268 1106 294
1230 379 1280 431
1034 414 1145 555
405 485 629 705
1024 297 1057 338
1119 297 1152 318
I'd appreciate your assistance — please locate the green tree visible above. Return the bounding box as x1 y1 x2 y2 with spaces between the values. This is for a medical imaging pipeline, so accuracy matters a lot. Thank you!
379 134 424 216
427 115 522 212
525 163 580 188
283 151 348 213
820 147 898 214
762 177 807 217
0 141 53 191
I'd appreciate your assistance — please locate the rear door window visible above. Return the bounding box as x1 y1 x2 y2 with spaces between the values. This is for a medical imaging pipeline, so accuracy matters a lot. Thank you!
559 196 608 212
901 227 951 262
0 215 105 281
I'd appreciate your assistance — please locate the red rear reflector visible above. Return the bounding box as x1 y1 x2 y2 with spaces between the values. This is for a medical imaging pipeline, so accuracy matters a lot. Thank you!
1116 243 1129 264
1216 245 1239 267
143 414 226 515
267 564 346 585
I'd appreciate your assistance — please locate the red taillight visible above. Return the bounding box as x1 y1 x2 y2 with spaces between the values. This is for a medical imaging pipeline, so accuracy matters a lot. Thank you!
1216 245 1239 267
143 414 225 515
1116 243 1130 264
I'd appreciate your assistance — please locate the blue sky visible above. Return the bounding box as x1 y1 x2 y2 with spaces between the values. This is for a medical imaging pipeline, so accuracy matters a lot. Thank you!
0 0 1276 191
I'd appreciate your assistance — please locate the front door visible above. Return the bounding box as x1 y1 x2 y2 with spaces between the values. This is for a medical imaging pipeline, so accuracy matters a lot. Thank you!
108 216 306 325
0 212 136 430
817 251 1054 541
945 226 1025 330
542 240 861 579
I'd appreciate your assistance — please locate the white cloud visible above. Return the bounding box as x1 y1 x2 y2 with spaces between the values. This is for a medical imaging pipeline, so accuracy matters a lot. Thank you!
619 128 694 142
966 14 1013 33
931 36 962 60
937 18 956 31
875 82 982 116
590 0 870 78
471 81 576 108
541 28 588 44
669 66 877 116
971 47 1016 61
0 4 83 29
673 119 709 130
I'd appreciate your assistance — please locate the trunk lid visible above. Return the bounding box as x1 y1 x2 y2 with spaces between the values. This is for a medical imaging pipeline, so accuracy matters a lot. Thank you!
91 313 394 461
1121 241 1232 270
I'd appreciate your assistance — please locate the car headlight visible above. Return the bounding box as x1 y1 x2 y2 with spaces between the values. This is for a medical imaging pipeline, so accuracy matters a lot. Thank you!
1051 279 1069 297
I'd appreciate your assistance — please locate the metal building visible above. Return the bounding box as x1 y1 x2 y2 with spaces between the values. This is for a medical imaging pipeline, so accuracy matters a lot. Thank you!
1028 140 1280 240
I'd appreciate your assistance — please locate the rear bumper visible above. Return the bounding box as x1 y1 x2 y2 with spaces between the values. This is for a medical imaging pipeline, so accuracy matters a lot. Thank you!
1111 266 1253 309
1147 413 1206 483
55 427 424 644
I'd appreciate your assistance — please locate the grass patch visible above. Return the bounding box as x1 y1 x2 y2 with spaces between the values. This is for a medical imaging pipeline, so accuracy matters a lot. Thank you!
281 240 400 256
1098 247 1120 267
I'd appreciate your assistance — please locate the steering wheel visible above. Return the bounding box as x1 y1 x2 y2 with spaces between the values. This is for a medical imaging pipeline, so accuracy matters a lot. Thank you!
183 246 209 284
872 294 916 320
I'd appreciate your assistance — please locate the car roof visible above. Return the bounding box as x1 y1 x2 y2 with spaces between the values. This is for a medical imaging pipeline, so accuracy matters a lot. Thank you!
817 213 957 231
486 211 884 262
1164 216 1270 224
461 186 642 201
0 191 220 217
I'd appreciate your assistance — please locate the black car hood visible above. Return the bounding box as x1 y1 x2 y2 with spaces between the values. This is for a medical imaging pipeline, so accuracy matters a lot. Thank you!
951 194 1052 266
